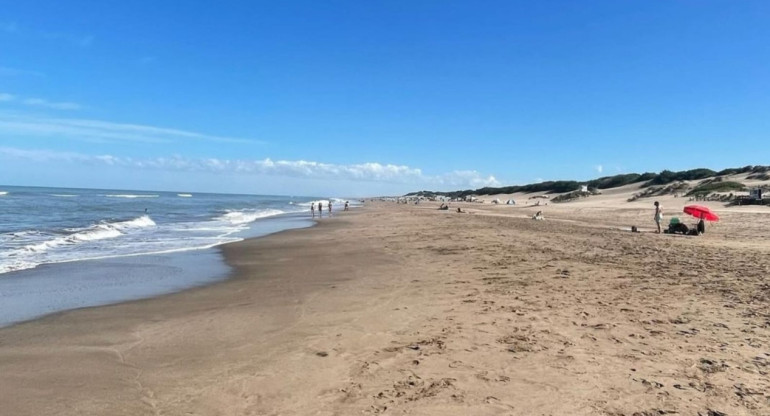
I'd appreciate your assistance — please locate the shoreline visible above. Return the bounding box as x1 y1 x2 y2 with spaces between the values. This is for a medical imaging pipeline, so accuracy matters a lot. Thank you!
1 202 769 415
0 210 316 328
0 206 389 415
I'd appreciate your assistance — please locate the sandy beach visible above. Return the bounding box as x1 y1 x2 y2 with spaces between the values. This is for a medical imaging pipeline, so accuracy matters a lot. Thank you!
1 195 769 415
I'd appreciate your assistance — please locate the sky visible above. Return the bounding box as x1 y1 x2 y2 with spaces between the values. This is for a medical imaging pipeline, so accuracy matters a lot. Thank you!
1 1 769 196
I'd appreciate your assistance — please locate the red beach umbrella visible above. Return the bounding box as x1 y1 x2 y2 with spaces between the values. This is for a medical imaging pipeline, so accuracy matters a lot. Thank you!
683 205 719 222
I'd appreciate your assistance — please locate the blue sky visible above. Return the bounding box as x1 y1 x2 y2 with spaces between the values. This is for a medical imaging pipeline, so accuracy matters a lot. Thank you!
1 1 768 196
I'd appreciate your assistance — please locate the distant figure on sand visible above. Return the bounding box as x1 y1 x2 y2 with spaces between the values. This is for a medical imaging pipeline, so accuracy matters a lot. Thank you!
344 201 349 211
654 201 663 233
697 214 706 234
318 202 323 218
311 202 315 218
328 201 332 216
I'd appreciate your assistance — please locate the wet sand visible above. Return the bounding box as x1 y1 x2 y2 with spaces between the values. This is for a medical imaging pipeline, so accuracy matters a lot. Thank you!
1 200 769 415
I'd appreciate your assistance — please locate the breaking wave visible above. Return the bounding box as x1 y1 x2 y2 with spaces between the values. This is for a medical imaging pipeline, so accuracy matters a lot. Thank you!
104 194 159 198
216 209 285 225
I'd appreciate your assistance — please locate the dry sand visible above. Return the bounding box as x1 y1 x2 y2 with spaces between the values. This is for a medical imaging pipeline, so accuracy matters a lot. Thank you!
1 194 769 415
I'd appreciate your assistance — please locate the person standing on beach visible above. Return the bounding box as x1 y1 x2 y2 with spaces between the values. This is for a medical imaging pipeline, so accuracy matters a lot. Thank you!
328 201 332 216
318 201 323 218
311 202 315 218
653 201 663 233
344 201 349 211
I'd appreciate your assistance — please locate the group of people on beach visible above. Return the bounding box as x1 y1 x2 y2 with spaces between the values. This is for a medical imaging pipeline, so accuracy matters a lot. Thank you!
311 200 349 218
311 201 330 218
653 200 707 235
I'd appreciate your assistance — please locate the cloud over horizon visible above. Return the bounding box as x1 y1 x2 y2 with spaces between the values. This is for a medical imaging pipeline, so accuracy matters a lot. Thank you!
0 146 501 190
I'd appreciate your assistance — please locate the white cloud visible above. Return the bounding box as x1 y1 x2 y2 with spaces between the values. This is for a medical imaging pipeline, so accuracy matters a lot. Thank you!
595 164 603 173
0 147 501 189
0 93 14 102
23 98 81 110
0 114 260 144
0 147 88 163
438 170 500 188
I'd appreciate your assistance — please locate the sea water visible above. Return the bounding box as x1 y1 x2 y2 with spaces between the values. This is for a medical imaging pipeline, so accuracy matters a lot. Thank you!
0 185 355 326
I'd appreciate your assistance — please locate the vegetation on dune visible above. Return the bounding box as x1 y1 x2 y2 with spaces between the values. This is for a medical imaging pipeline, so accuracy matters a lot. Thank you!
642 169 717 187
584 173 654 190
408 181 582 199
715 165 757 176
406 165 770 199
747 172 770 181
686 180 746 196
552 190 598 203
627 182 690 202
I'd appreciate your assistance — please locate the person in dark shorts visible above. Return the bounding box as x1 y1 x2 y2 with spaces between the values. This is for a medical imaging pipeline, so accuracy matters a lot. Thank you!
697 214 706 234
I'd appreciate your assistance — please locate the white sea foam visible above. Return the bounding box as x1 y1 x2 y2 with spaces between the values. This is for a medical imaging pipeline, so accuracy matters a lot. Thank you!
0 260 38 275
0 191 8 196
0 209 292 275
296 199 329 207
0 190 305 276
104 194 159 198
2 215 158 271
216 209 285 225
296 198 357 208
0 222 224 275
177 193 193 197
111 215 156 230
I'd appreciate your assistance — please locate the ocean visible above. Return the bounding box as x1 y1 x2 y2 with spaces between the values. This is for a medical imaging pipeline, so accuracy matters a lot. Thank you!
0 185 352 326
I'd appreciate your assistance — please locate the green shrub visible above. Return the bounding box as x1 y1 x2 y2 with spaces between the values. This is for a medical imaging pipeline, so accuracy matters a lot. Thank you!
643 168 717 187
747 173 770 181
553 190 593 203
686 181 745 196
586 174 645 189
